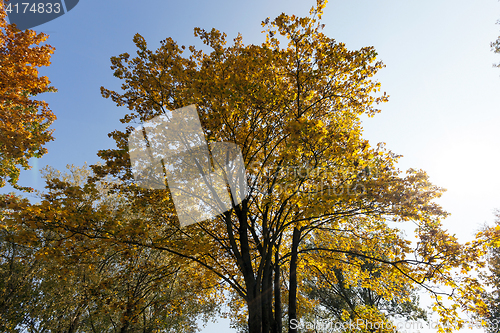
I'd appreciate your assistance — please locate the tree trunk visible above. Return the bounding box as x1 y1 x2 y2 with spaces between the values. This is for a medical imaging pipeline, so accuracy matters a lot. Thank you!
67 306 83 333
247 283 262 333
288 227 300 333
237 203 262 333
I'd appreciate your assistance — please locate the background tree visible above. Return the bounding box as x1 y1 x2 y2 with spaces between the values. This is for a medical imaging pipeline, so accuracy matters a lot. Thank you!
0 0 57 190
493 33 500 67
0 196 40 332
492 14 500 68
0 164 221 332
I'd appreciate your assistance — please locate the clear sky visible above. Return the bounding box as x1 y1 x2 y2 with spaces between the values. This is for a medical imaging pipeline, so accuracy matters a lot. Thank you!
4 0 500 332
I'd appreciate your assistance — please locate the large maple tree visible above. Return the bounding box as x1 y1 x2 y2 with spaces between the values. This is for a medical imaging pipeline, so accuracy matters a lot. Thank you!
90 1 489 332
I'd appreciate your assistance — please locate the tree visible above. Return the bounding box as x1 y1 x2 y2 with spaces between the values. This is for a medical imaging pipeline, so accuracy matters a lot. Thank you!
477 210 500 333
0 0 57 190
0 196 40 332
5 1 487 333
493 28 500 67
0 164 221 332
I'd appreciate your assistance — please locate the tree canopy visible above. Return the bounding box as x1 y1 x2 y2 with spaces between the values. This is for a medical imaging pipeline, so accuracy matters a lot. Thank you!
0 0 56 191
91 1 491 332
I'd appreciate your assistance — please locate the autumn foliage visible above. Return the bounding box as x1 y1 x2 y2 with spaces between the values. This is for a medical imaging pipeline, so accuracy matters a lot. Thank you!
93 1 490 331
0 0 56 190
0 1 497 333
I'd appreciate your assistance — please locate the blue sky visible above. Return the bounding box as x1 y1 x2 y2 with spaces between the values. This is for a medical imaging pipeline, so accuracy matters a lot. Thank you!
4 0 500 332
